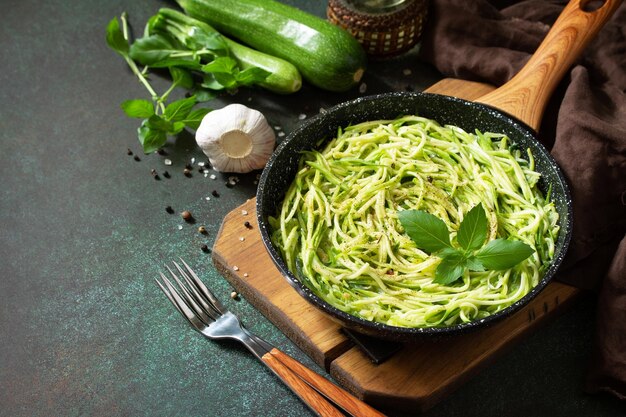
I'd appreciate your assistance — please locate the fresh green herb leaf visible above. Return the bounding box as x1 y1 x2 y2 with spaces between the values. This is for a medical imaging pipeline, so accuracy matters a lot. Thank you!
434 251 467 285
121 99 154 118
170 67 194 90
106 17 129 56
138 120 167 154
164 96 196 122
170 121 186 135
464 255 486 272
457 203 488 251
182 108 211 130
202 56 237 74
193 89 217 103
146 114 173 132
129 34 182 65
398 210 452 253
235 67 271 86
475 239 534 270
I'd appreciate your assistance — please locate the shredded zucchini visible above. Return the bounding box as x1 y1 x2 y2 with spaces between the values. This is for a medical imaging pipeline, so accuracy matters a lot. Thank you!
269 115 559 328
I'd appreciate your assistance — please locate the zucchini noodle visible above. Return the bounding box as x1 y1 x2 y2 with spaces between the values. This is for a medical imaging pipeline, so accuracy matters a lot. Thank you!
269 115 560 328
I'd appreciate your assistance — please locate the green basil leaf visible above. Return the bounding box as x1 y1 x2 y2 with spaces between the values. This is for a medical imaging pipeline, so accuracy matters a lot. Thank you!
200 74 224 91
212 72 237 89
465 255 486 272
148 58 202 70
170 121 186 135
146 114 173 132
170 67 194 89
164 96 196 122
106 17 129 56
182 108 211 130
121 99 154 118
434 251 467 285
457 203 488 251
475 239 534 270
235 67 271 86
398 210 452 253
193 89 217 103
129 34 181 65
138 120 167 154
202 56 237 74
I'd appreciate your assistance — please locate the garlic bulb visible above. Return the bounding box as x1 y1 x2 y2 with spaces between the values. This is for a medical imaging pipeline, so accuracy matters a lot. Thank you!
195 103 276 173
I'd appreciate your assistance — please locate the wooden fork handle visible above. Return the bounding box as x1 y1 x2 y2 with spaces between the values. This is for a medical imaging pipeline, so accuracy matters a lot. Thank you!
261 348 386 417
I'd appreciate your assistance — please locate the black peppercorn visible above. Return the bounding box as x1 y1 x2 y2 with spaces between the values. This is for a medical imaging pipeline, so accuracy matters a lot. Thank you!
244 221 252 229
163 171 170 178
181 210 193 222
165 206 174 214
212 190 220 197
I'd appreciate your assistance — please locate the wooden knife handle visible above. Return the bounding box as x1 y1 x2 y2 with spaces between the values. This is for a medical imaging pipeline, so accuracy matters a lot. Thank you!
261 348 386 417
476 0 622 131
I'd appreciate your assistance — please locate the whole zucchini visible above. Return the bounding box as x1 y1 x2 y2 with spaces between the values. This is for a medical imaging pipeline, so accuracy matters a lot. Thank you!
154 8 302 94
176 0 367 92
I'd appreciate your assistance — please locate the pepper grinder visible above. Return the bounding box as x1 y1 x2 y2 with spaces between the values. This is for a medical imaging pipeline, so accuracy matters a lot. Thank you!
327 0 429 59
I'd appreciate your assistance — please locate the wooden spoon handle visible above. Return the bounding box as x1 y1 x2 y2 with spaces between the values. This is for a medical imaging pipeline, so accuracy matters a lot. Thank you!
262 348 386 416
475 0 622 131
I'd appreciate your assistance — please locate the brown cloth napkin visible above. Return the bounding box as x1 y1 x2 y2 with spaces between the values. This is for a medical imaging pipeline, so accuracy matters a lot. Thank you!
418 0 626 400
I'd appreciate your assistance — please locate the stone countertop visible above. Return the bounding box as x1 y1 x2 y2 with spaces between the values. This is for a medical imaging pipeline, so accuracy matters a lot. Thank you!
0 0 623 416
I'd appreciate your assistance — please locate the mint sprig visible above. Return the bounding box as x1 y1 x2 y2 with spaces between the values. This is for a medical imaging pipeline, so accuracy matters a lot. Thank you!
398 204 534 285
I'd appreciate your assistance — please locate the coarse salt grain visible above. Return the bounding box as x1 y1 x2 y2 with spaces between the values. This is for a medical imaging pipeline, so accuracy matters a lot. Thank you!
164 159 172 166
239 237 245 241
278 132 285 137
198 162 205 167
298 113 306 120
243 273 249 277
359 83 367 93
210 174 216 180
177 225 183 230
241 210 248 215
233 265 239 271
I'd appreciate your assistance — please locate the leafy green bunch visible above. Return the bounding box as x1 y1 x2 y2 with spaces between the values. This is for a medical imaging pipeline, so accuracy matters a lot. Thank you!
398 204 534 285
105 11 270 153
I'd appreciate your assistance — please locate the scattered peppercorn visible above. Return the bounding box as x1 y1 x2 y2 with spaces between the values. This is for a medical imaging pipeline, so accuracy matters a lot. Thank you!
212 190 220 197
163 171 170 179
134 155 141 161
198 226 207 234
157 148 167 155
181 210 193 222
127 148 133 155
165 206 174 214
225 182 234 188
185 163 193 170
151 169 160 180
183 168 192 177
201 244 210 253
244 221 252 229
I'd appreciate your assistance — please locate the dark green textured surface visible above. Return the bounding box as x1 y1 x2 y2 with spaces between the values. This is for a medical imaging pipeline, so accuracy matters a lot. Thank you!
0 0 623 416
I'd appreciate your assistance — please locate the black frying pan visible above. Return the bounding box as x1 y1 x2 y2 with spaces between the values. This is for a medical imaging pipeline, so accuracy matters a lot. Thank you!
256 0 621 341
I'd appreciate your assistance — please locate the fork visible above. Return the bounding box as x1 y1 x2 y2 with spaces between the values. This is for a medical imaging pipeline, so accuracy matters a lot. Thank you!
156 259 386 417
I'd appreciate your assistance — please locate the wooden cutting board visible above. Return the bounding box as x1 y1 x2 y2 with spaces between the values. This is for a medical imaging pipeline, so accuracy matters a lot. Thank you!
212 79 581 413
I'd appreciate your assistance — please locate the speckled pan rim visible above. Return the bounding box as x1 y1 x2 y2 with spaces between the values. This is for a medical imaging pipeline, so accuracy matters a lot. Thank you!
256 92 573 341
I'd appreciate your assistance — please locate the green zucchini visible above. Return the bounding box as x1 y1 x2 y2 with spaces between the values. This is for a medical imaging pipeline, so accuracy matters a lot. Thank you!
155 8 302 94
176 0 367 92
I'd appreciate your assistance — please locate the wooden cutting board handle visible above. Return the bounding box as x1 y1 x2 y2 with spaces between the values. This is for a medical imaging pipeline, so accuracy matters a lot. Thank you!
475 0 622 131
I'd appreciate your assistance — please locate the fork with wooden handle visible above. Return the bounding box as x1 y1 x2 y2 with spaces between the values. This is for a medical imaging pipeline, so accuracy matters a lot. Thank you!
156 259 386 417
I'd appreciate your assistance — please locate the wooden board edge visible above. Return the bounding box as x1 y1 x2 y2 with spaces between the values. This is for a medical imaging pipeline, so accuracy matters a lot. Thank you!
329 285 583 412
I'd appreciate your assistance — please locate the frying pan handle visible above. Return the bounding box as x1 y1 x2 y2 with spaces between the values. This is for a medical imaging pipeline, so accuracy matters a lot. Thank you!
475 0 622 132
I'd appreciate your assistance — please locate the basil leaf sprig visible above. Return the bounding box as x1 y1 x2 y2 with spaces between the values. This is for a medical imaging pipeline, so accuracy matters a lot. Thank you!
398 204 534 285
105 11 270 153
